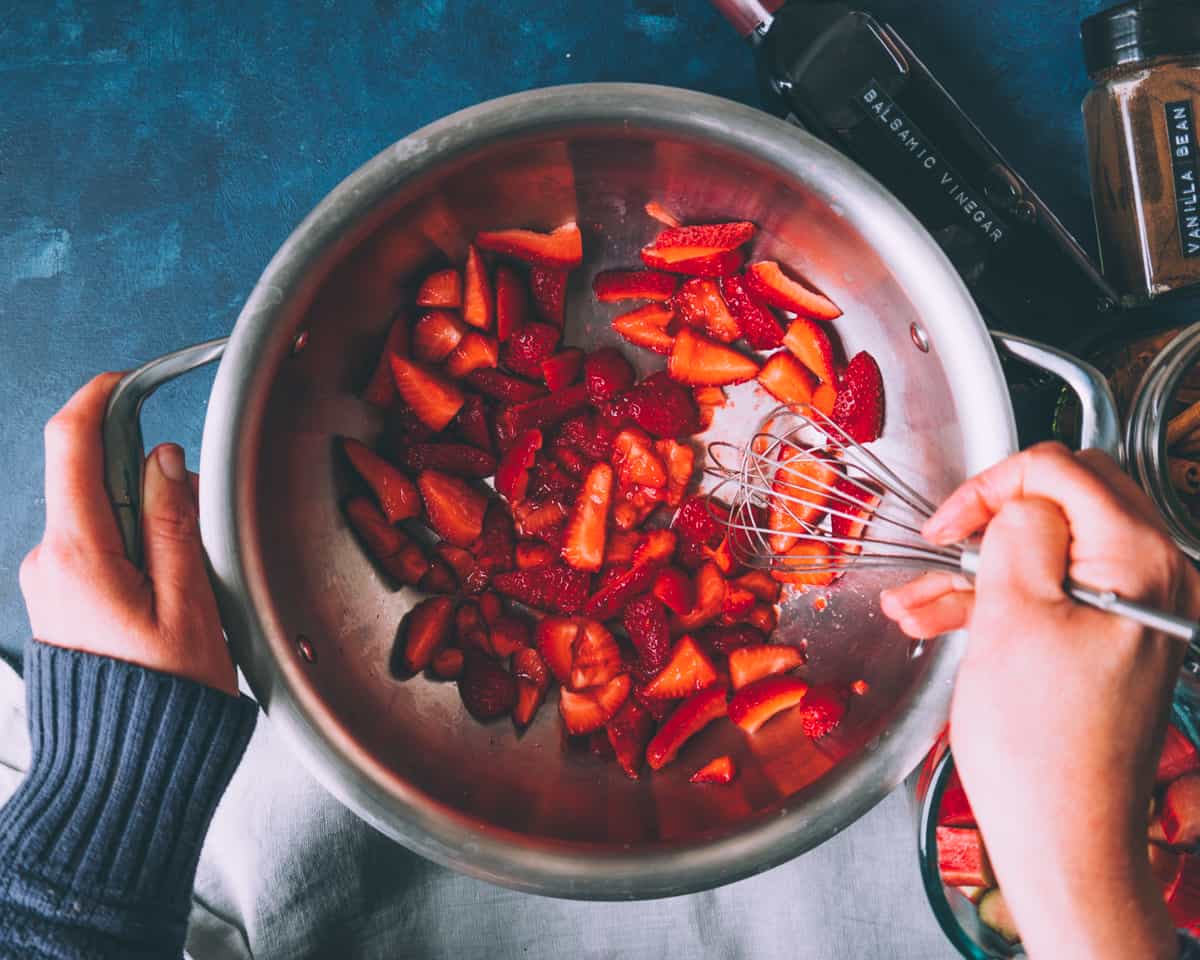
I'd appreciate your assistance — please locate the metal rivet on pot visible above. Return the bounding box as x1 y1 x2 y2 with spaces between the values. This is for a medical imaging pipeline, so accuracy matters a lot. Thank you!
292 330 309 354
296 634 317 663
910 323 930 353
1014 200 1036 223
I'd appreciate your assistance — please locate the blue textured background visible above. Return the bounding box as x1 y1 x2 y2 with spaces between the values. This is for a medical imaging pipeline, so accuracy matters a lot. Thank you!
0 0 1107 658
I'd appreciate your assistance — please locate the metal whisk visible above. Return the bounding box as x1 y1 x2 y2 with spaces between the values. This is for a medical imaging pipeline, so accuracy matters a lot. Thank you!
705 404 1200 662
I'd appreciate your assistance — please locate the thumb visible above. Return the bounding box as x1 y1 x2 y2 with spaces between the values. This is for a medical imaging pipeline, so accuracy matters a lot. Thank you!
975 497 1071 605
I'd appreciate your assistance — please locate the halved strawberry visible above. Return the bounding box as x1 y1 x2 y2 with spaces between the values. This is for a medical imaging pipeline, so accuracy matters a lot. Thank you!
648 221 755 263
503 322 560 380
593 269 678 302
542 348 583 392
466 368 546 404
1159 725 1200 784
492 562 590 615
672 277 740 343
613 428 667 490
417 470 488 547
632 530 677 566
400 442 497 480
936 827 994 887
604 530 642 567
389 355 466 431
476 222 583 269
495 429 542 502
797 685 847 737
640 247 744 277
646 684 728 770
653 566 695 614
606 699 655 780
1164 775 1200 845
782 317 837 384
690 755 736 784
757 351 817 406
511 498 569 540
673 495 725 547
341 438 421 523
654 439 695 507
732 570 782 603
641 635 719 699
624 594 671 679
344 496 429 585
584 347 635 404
495 385 590 449
559 411 619 460
702 623 766 655
728 674 808 733
416 268 462 308
832 351 884 443
829 476 882 555
938 768 976 828
721 275 784 349
488 615 529 658
530 266 567 326
675 562 727 630
535 616 578 683
512 646 550 729
644 201 681 228
813 382 837 416
668 327 760 386
445 332 499 379
570 619 622 689
363 311 409 408
459 649 517 722
584 560 661 620
772 541 838 587
398 595 457 673
768 451 838 554
515 539 555 569
463 245 494 330
470 500 515 574
494 264 528 342
559 673 631 734
436 542 489 594
616 372 701 439
728 644 804 690
562 462 613 572
420 556 459 594
452 396 494 454
746 260 841 320
412 309 467 364
431 647 464 680
612 304 675 355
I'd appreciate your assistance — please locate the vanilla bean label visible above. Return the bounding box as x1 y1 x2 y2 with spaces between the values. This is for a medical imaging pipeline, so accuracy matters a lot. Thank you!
858 81 1005 246
1166 101 1200 258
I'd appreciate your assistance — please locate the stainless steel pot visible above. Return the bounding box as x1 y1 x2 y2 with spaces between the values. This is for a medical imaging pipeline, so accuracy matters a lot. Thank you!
100 83 1116 899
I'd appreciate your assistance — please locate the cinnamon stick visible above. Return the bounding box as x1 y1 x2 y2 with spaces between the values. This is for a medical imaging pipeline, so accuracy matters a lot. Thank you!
1167 398 1200 446
1169 457 1200 496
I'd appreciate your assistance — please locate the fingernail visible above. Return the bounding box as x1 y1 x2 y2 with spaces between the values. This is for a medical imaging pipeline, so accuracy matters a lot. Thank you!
156 444 187 482
921 516 954 545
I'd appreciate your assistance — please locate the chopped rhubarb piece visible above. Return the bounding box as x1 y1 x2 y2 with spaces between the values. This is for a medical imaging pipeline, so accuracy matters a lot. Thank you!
616 371 701 438
494 264 528 343
1159 725 1200 784
512 646 550 729
389 356 466 431
466 368 546 404
419 556 459 594
488 615 529 658
412 309 467 364
584 560 660 620
757 351 817 406
436 542 489 594
542 348 584 392
938 768 976 828
1164 775 1200 845
400 442 497 480
416 268 462 308
593 269 678 302
721 275 784 349
641 636 719 700
470 500 515 574
644 201 681 227
675 562 727 630
768 451 838 554
613 428 668 489
463 245 494 330
341 438 421 523
445 332 498 379
672 277 740 343
584 347 635 404
797 685 847 737
813 382 837 416
653 566 695 614
690 755 736 784
535 617 577 683
832 351 885 443
431 647 464 680
476 222 583 269
830 476 882 556
977 890 1019 944
495 384 590 448
562 462 613 572
936 827 994 887
782 317 837 384
495 429 542 502
559 673 631 735
606 699 656 780
570 619 622 689
612 304 675 355
648 221 755 263
398 595 457 674
459 649 517 722
731 570 781 603
624 594 671 679
728 674 808 732
344 496 429 585
746 260 841 320
668 327 760 386
515 539 555 569
492 562 590 615
646 684 728 770
640 247 744 277
728 645 805 690
417 470 488 547
363 311 409 408
504 322 561 379
530 266 567 326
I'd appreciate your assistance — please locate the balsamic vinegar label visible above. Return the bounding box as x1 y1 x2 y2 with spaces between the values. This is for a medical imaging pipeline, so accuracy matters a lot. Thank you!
1166 100 1200 258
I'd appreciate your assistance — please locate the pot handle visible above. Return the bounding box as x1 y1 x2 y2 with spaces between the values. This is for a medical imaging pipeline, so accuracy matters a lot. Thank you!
992 331 1123 460
103 338 229 567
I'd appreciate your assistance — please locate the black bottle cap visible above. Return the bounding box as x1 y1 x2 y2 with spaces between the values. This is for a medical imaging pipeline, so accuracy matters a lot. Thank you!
1082 1 1200 76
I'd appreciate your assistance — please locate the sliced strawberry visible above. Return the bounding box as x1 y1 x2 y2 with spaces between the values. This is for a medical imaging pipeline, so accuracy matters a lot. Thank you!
512 646 550 729
488 615 529 658
606 698 655 780
757 351 818 406
436 542 489 594
746 260 841 320
721 275 784 349
400 442 498 480
612 304 675 355
829 476 882 556
495 428 542 502
416 268 462 308
673 496 725 547
613 428 667 489
813 382 837 416
690 755 736 784
551 442 589 477
1164 775 1200 845
652 567 695 614
341 438 421 523
616 372 701 439
693 385 727 408
1160 725 1200 784
431 647 464 680
559 672 631 735
646 684 728 770
494 264 528 343
562 462 613 572
398 595 457 674
1166 855 1200 926
476 222 583 269
654 439 695 507
728 674 809 733
643 201 681 228
344 496 429 585
530 266 567 326
478 592 503 625
728 644 804 690
938 768 976 828
389 355 466 431
412 309 467 364
672 277 740 343
782 317 837 384
419 556 459 594
511 498 569 540
535 616 578 683
466 368 546 404
744 607 775 639
515 539 555 569
797 685 847 737
363 311 409 408
648 221 755 263
463 244 494 330
675 562 727 630
470 500 515 574
702 623 766 655
936 827 994 887
558 411 619 460
624 594 671 679
832 351 884 443
542 348 583 392
504 322 560 379
668 327 760 387
417 470 488 547
459 649 517 722
768 451 839 554
455 597 486 645
772 540 838 587
593 269 678 302
452 395 494 453
632 530 677 566
732 570 782 603
528 461 580 502
492 562 590 615
445 332 499 379
584 560 660 620
640 247 744 277
570 619 622 689
495 385 590 449
604 530 642 568
584 348 635 404
641 636 719 699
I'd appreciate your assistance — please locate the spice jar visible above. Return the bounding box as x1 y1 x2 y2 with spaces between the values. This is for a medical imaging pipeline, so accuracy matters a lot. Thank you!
1081 1 1200 305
